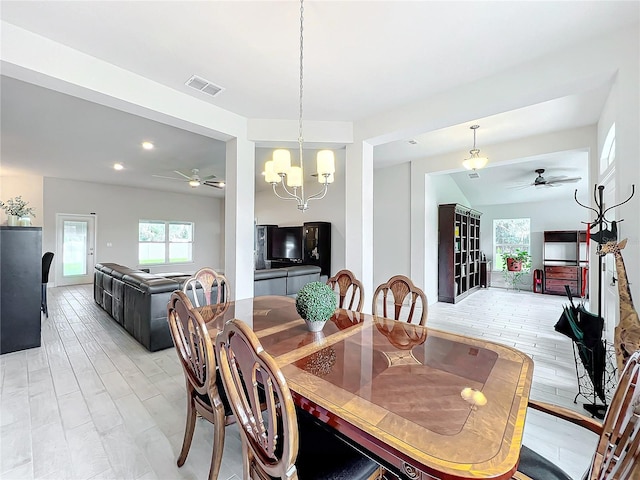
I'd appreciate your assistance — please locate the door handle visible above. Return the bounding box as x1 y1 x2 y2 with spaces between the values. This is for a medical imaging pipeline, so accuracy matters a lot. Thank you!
611 276 617 286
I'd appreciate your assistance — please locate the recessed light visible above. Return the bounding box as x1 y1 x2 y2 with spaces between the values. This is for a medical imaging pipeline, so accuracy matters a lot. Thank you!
113 163 124 171
142 141 154 150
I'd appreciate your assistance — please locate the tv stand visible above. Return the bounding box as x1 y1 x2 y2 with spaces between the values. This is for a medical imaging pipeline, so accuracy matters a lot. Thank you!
270 259 303 269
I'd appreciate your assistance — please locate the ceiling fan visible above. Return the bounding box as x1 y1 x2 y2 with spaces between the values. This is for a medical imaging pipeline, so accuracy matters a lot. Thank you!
530 168 581 187
153 169 225 189
508 168 582 189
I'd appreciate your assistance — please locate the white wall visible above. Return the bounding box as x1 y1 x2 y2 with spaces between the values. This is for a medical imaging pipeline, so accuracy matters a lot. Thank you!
43 178 224 283
0 174 44 226
254 147 346 274
373 162 411 288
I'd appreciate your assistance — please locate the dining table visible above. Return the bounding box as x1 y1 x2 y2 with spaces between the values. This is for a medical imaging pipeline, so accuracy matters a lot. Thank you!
197 295 533 480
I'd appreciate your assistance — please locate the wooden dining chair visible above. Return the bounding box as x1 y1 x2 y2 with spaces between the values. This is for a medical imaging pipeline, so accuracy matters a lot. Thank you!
327 269 365 312
167 291 235 480
515 350 640 480
216 318 382 480
182 267 230 307
372 275 428 326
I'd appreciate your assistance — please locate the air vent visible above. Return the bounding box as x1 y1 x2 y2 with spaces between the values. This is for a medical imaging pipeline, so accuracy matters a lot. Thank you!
185 75 224 98
468 172 480 179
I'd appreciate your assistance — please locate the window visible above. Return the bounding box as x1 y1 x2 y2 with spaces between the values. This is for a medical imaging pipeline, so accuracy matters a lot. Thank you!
493 218 530 271
138 220 193 265
600 124 615 174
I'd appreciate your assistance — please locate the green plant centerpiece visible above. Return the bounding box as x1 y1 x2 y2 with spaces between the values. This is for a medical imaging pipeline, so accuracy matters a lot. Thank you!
295 281 338 332
1 196 36 226
502 249 531 291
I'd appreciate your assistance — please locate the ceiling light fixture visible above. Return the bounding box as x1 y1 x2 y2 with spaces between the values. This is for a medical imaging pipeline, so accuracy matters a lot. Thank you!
142 141 154 150
113 163 124 171
263 0 335 211
188 179 201 187
462 125 488 171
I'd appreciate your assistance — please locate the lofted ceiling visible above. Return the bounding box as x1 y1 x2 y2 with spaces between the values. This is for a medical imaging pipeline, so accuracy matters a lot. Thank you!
1 1 638 202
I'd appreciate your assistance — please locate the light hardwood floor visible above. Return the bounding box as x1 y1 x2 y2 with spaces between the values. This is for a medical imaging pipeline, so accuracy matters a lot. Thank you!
1 285 599 479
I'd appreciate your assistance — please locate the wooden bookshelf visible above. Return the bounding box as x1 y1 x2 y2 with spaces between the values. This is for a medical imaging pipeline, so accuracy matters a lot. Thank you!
438 204 482 303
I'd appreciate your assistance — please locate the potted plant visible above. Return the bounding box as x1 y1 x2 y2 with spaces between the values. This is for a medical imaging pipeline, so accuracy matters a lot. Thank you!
505 248 530 272
0 196 36 226
295 281 338 332
502 249 531 291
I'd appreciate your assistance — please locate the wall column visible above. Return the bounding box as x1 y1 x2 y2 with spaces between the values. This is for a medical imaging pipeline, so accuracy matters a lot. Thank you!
345 140 374 311
225 137 255 300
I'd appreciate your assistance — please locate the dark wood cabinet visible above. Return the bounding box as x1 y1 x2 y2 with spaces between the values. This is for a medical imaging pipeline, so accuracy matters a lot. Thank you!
438 204 482 303
543 230 588 296
303 222 331 277
1 226 42 354
480 260 491 288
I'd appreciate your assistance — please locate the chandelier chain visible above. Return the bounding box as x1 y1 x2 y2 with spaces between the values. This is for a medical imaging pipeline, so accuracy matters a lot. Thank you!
299 0 304 144
265 0 332 211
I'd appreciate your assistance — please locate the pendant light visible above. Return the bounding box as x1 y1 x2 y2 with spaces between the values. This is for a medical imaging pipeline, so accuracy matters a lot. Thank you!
462 125 489 170
263 0 335 211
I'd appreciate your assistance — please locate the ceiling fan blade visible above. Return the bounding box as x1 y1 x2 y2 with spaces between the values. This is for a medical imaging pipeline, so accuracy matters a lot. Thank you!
173 170 192 180
547 176 582 185
201 174 217 181
152 174 184 181
203 180 224 189
505 183 531 190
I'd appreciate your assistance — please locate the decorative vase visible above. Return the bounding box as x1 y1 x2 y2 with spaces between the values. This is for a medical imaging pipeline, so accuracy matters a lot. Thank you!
304 319 327 332
18 217 31 227
7 215 19 227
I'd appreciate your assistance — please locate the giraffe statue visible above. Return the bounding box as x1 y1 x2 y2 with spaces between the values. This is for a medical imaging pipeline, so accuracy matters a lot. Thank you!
598 238 640 374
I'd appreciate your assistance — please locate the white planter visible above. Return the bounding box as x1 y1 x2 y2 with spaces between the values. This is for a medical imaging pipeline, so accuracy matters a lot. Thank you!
304 319 327 332
7 215 19 226
18 217 31 227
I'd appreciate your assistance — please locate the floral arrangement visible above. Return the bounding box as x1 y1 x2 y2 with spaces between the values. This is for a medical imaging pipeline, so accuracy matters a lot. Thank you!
0 196 36 218
295 281 337 322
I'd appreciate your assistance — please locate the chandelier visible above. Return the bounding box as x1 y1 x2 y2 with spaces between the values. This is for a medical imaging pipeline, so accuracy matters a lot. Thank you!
462 125 489 170
263 0 335 211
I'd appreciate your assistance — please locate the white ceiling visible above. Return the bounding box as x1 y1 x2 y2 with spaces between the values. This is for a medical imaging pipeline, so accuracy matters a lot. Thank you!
1 1 638 202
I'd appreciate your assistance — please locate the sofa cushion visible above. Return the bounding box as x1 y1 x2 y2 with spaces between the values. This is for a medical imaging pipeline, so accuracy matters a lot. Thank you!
255 268 288 280
285 265 322 277
285 265 321 295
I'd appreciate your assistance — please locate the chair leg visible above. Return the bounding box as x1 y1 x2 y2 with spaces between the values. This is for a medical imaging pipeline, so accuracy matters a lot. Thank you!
208 404 226 480
177 395 197 467
42 283 48 317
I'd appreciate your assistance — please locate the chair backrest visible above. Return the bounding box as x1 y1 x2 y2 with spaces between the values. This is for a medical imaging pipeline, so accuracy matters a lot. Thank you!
182 267 230 307
588 350 640 479
326 269 364 312
372 275 428 326
167 291 217 398
216 319 299 479
42 252 54 283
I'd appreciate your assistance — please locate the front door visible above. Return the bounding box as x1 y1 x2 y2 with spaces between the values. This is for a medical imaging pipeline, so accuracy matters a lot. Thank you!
56 214 96 286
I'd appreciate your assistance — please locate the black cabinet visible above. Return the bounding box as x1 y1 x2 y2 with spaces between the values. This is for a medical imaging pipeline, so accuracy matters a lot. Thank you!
255 224 276 270
1 226 42 354
303 222 331 277
438 204 482 303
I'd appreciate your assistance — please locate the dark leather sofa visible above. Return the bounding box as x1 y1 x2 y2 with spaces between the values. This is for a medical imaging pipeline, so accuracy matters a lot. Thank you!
94 263 193 351
254 265 321 297
94 263 321 351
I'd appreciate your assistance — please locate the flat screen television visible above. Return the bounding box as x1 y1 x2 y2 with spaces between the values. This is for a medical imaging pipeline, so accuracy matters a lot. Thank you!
268 226 303 260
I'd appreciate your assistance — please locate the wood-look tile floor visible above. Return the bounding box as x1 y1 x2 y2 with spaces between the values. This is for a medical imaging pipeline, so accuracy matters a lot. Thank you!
1 285 597 480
